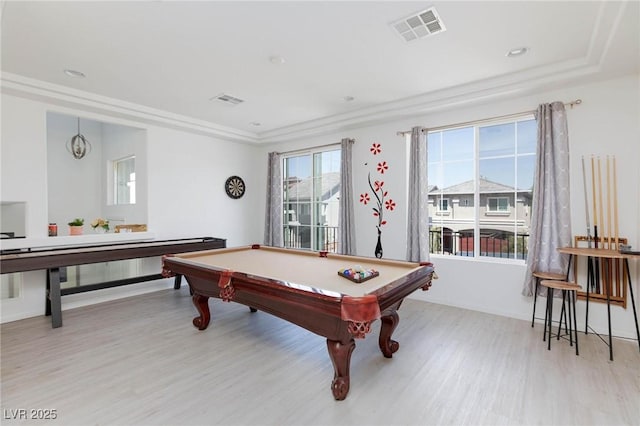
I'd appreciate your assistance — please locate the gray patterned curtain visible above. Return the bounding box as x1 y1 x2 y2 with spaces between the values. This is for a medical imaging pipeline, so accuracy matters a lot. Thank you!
406 126 430 262
522 102 572 296
338 138 356 255
264 152 283 247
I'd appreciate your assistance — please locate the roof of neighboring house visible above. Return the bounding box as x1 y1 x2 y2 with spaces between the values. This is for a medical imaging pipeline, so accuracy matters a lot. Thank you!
285 172 340 201
429 178 531 195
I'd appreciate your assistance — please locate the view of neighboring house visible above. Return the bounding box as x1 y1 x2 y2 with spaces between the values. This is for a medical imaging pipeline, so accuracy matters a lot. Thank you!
428 178 532 259
283 172 340 251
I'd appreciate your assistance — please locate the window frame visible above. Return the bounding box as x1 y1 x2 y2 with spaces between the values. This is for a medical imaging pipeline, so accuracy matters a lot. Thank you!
438 198 450 211
281 145 341 252
113 155 136 205
486 196 510 213
426 113 535 263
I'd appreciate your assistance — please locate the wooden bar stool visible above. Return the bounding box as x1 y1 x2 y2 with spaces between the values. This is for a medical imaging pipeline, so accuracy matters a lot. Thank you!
531 271 566 328
540 280 581 355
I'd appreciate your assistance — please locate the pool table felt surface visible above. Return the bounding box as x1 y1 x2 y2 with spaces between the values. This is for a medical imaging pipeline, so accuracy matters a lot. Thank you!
169 246 425 298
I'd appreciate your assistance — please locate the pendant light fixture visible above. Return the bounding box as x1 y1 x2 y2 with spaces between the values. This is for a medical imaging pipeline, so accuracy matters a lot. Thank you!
67 117 91 159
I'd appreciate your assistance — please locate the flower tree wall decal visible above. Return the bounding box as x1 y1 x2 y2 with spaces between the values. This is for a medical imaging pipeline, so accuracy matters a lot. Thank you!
359 142 396 258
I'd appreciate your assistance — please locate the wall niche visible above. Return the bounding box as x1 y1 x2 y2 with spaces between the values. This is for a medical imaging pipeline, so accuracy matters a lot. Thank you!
46 112 148 235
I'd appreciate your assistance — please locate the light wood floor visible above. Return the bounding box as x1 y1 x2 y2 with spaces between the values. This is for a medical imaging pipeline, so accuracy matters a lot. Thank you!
1 287 639 426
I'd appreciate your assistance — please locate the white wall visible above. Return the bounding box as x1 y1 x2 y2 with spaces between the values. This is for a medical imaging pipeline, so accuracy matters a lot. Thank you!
0 95 262 323
1 95 49 238
146 125 261 246
258 73 640 338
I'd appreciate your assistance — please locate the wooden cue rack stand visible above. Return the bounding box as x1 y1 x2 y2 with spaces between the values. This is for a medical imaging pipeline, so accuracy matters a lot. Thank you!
573 235 628 308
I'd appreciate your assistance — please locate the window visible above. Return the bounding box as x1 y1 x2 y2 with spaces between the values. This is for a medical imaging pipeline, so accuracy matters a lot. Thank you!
487 197 509 213
438 198 450 211
427 116 535 260
282 148 341 252
114 156 136 205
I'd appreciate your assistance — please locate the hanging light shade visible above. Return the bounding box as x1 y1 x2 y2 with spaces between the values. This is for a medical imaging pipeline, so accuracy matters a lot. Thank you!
66 118 92 159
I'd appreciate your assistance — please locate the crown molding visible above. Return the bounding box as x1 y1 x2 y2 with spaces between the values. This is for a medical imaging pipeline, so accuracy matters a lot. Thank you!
258 58 601 143
0 72 260 144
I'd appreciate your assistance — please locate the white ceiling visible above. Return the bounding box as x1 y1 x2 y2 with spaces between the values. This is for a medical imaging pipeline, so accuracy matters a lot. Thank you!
1 1 638 143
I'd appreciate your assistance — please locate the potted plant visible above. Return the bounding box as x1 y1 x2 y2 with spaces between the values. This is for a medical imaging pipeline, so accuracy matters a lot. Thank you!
68 218 84 236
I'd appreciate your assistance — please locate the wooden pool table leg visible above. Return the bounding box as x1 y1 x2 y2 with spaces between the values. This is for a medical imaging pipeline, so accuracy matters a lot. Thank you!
379 310 400 358
192 294 211 330
326 338 355 401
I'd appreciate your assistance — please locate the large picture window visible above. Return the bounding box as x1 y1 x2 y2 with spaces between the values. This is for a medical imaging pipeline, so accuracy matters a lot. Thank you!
427 116 536 260
282 148 341 252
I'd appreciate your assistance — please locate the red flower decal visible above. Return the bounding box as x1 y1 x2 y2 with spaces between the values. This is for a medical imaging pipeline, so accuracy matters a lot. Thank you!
380 220 387 226
370 143 381 155
374 180 384 191
377 161 388 174
359 193 370 205
385 199 396 211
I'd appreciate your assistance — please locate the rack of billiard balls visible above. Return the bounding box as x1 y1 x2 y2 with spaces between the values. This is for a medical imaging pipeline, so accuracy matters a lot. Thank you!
337 265 379 283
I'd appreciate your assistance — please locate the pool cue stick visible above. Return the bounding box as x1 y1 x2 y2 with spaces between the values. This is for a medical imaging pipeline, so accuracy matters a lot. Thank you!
591 156 600 293
613 156 619 250
597 156 605 244
598 156 608 294
581 156 595 291
581 156 592 245
606 156 614 295
606 156 612 247
612 156 621 296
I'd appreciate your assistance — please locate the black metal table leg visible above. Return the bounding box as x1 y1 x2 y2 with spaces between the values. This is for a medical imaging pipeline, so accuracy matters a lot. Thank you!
47 268 62 328
585 256 593 335
173 274 183 289
624 258 640 352
572 289 579 356
603 260 613 361
558 291 567 340
547 287 554 350
531 277 539 328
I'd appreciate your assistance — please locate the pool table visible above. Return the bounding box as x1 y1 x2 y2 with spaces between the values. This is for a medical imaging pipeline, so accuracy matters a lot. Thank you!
161 244 435 400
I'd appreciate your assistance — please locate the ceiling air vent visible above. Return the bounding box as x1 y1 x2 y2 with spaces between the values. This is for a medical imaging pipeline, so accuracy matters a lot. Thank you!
391 7 446 43
211 93 245 106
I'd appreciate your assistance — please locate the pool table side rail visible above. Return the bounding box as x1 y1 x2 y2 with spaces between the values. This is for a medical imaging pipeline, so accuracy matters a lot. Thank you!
371 263 434 304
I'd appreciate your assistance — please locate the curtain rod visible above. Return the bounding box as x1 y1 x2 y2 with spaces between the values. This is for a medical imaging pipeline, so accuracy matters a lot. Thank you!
276 139 350 156
396 99 582 136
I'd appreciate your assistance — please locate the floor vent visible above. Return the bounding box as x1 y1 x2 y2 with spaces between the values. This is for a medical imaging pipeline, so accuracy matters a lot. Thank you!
391 7 446 43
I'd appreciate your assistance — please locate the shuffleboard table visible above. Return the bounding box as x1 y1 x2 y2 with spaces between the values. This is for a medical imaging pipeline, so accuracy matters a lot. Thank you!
161 244 435 400
1 237 226 327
